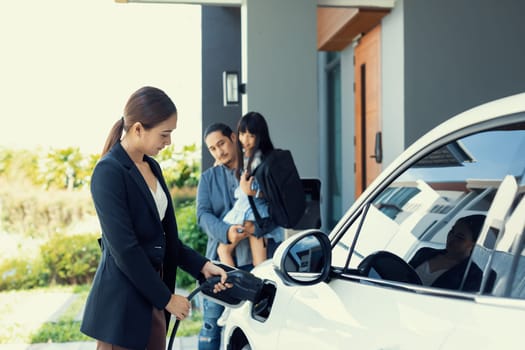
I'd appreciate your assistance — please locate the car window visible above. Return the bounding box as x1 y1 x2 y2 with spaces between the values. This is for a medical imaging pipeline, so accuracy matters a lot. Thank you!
506 228 525 298
332 119 525 296
482 190 525 298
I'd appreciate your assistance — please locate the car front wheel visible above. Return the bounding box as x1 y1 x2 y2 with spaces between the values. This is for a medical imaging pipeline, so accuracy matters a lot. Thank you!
228 329 251 350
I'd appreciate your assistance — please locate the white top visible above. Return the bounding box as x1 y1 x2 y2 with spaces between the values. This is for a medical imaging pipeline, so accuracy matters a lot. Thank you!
149 179 168 220
415 261 447 286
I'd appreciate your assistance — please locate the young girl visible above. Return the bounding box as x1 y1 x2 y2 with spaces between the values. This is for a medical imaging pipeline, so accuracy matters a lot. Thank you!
216 112 284 267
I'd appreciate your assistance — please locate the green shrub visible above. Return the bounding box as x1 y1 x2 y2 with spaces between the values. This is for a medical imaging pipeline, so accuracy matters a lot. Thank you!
176 201 207 255
0 233 100 291
0 147 98 191
158 144 201 189
0 257 50 291
0 183 95 238
40 233 101 285
30 320 90 344
0 148 40 183
175 200 207 290
0 202 206 291
171 186 198 208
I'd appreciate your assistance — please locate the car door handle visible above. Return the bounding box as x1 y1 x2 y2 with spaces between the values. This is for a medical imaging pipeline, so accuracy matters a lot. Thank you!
369 131 383 163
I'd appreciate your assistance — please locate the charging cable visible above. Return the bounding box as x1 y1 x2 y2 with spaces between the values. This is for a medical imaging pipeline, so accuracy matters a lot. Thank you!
167 276 220 350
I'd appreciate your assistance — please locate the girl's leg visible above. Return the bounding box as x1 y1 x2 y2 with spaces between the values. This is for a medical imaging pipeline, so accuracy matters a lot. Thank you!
249 235 267 266
217 242 237 267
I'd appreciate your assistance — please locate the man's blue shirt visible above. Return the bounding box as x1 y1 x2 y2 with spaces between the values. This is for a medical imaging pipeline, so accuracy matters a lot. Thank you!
197 164 252 265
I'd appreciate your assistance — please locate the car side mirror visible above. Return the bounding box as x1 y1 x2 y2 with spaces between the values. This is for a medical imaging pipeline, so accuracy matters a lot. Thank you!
273 230 332 285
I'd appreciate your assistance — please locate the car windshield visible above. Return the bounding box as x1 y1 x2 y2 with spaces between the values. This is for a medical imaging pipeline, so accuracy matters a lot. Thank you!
400 130 525 183
332 118 525 295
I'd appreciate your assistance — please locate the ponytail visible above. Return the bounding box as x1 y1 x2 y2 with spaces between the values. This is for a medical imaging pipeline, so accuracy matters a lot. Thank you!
101 117 125 156
101 86 176 156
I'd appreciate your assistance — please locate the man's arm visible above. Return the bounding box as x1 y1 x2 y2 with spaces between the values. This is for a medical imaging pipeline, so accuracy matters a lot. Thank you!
196 170 231 244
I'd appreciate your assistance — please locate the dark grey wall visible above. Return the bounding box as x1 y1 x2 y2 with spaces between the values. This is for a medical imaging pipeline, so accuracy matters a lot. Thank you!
404 0 525 146
201 6 242 170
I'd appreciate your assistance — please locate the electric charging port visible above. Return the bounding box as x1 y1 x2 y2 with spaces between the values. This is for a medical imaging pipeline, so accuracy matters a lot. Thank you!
251 280 276 322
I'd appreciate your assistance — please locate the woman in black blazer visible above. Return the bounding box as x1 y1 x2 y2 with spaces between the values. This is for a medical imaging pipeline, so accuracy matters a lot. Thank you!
80 86 228 350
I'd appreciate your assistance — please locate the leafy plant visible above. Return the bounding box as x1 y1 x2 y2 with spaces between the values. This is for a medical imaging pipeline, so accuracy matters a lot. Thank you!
40 233 101 285
36 147 85 190
0 147 98 192
0 183 95 237
0 257 50 291
158 144 201 189
0 233 101 291
31 320 90 343
0 147 40 184
175 200 207 289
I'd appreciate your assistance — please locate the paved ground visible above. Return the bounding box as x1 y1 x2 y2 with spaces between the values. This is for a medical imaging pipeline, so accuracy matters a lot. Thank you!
0 289 199 350
0 336 198 350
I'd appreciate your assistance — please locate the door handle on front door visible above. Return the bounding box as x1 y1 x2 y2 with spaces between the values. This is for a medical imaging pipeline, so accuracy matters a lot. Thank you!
369 131 383 163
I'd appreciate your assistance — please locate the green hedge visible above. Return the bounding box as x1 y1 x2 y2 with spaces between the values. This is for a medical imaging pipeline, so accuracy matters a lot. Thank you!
175 200 208 289
0 200 206 291
0 233 100 291
40 233 101 285
0 145 206 291
0 184 95 238
0 257 49 291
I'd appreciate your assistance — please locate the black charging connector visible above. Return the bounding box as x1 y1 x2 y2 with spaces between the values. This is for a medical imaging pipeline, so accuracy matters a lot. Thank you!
167 268 264 350
200 269 264 304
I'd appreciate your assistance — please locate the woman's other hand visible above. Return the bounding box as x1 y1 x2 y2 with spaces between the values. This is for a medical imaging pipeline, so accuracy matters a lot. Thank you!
165 294 191 320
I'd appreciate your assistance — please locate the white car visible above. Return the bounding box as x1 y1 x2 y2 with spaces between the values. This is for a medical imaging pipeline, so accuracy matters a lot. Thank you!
205 92 525 350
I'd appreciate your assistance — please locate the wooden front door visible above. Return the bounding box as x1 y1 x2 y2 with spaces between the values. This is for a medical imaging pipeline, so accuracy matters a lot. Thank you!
354 24 382 198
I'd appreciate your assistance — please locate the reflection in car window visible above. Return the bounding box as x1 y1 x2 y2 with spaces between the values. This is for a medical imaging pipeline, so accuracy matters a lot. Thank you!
507 236 525 298
332 120 525 297
285 235 324 273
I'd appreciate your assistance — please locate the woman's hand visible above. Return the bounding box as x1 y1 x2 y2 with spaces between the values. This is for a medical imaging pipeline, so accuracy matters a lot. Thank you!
201 261 231 293
165 294 191 320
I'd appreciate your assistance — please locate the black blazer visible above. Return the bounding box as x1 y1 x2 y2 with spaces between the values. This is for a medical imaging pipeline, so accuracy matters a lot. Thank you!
409 247 482 292
80 143 207 349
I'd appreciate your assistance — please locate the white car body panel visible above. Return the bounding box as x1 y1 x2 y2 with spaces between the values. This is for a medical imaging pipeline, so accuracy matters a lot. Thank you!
222 263 525 350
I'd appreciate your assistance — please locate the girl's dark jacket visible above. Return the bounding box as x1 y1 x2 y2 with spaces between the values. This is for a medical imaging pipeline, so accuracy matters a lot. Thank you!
80 142 207 349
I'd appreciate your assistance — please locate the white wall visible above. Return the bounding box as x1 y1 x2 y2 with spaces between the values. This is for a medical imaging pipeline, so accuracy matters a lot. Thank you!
381 0 405 166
